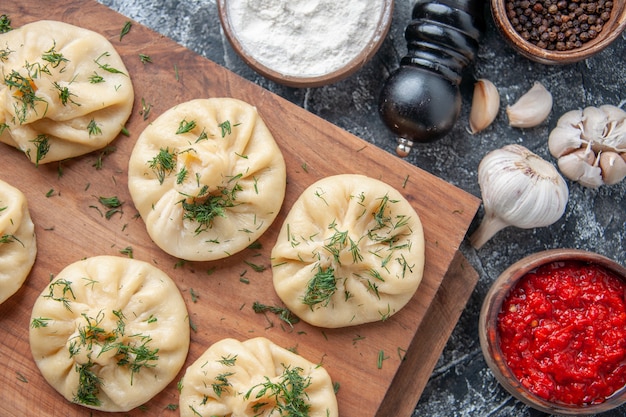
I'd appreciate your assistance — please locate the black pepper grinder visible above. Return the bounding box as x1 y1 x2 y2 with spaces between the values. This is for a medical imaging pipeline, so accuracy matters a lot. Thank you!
378 0 485 157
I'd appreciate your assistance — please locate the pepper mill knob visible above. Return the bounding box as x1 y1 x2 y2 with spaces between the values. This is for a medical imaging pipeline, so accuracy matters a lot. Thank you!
379 0 484 156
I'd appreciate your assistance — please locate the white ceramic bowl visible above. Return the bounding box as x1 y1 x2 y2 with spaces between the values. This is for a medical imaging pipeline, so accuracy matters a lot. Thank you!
217 0 394 87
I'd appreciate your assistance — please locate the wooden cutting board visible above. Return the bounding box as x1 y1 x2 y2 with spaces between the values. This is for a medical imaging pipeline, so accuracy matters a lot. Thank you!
0 1 481 416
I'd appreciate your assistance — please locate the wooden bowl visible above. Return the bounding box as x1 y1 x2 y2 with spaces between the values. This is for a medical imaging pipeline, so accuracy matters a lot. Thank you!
479 249 626 415
491 0 626 64
217 0 394 88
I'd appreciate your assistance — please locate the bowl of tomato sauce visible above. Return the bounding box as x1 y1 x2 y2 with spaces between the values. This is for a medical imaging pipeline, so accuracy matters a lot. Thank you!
479 249 626 415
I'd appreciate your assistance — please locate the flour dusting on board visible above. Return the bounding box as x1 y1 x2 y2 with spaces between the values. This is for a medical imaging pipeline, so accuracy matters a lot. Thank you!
227 0 384 77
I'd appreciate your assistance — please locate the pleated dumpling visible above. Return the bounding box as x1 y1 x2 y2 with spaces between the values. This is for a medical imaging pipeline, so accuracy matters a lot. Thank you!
179 337 338 417
0 20 133 164
0 179 37 304
128 98 286 261
29 256 190 412
271 174 425 328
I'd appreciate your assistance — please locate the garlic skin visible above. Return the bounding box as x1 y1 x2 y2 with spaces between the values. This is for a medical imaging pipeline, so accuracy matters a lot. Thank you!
548 104 626 187
469 79 500 134
470 144 569 249
506 82 553 128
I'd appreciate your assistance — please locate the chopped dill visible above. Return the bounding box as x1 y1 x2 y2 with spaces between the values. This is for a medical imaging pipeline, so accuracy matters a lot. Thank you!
119 246 133 258
0 234 22 245
53 81 79 106
212 372 234 397
74 362 102 406
41 42 69 68
87 119 102 136
377 350 389 369
140 97 152 120
244 260 266 273
252 301 299 328
218 354 238 366
28 134 50 167
244 365 312 416
180 182 242 234
302 265 337 309
5 69 48 124
97 195 124 219
89 72 105 84
0 14 12 33
120 21 132 41
218 120 232 137
176 118 196 134
139 53 152 64
30 317 52 328
94 52 126 75
148 148 176 184
44 279 76 311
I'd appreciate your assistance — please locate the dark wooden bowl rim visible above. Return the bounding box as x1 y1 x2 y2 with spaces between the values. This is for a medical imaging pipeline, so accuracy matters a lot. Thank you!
479 248 626 415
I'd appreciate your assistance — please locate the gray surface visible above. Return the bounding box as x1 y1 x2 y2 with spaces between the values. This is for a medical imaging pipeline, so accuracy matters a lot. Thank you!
97 1 626 416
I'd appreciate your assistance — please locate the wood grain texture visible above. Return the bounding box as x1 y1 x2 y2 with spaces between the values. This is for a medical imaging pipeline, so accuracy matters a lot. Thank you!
378 251 480 416
0 1 481 416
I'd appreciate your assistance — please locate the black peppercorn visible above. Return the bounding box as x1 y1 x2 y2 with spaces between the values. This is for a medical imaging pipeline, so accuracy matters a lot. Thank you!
505 0 613 50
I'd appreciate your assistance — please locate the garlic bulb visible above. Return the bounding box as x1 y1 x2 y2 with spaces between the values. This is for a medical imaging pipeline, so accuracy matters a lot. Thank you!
470 144 569 249
506 82 553 128
469 79 500 134
548 104 626 187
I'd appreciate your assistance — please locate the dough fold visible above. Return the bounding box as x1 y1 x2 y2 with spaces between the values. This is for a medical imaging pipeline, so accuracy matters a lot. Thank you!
0 179 37 304
29 256 190 412
271 174 425 328
128 98 286 261
0 20 134 164
179 337 338 417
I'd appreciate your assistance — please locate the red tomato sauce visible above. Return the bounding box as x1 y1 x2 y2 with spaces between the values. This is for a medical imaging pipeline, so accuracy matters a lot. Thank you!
497 261 626 406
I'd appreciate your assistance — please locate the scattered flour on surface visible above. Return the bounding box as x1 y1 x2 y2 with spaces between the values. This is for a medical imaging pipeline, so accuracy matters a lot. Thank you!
227 0 384 77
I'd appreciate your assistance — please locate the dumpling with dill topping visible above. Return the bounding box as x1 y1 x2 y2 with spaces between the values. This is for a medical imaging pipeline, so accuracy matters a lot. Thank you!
271 174 425 328
0 20 133 165
0 179 37 304
127 98 287 261
179 337 338 417
29 255 190 412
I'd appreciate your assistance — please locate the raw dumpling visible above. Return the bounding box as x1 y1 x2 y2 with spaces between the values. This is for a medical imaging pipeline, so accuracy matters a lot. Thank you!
29 256 190 412
0 20 134 165
0 179 36 304
271 174 425 328
179 337 338 417
128 98 286 261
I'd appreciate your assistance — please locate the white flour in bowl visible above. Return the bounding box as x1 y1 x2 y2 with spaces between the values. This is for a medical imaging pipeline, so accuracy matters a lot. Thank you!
226 0 384 78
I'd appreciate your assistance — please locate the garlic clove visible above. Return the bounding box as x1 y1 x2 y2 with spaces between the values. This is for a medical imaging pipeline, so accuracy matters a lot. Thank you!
469 79 500 134
549 104 626 188
558 108 584 127
581 106 610 141
548 124 583 158
600 106 626 150
599 104 626 123
557 148 602 187
548 109 584 158
470 144 568 249
506 82 553 128
599 151 626 185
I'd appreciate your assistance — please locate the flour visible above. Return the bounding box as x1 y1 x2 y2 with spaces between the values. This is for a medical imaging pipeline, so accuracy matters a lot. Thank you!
227 0 384 78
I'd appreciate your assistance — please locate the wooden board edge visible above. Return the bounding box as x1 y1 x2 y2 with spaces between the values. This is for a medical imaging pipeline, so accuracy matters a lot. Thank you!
376 250 479 417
